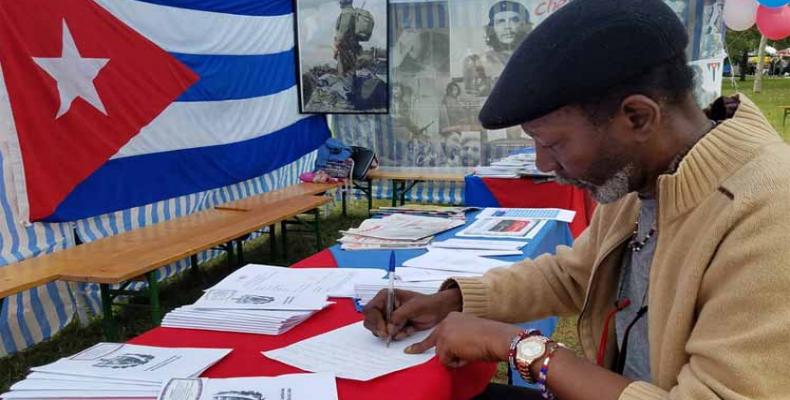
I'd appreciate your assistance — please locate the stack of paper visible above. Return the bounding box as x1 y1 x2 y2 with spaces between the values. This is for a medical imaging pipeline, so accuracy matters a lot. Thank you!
474 151 553 179
370 204 472 219
341 214 465 241
476 207 576 223
162 264 384 335
158 373 338 400
263 321 436 381
431 238 527 251
338 213 465 251
337 235 433 251
354 280 443 306
456 217 546 239
1 343 230 399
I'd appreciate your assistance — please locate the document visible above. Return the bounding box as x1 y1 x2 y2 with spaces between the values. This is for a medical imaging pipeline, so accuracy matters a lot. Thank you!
477 207 576 223
158 373 337 400
394 267 480 282
341 214 464 241
402 249 512 274
210 264 384 298
193 289 329 311
263 321 435 381
456 218 538 239
430 238 527 251
30 342 231 384
354 280 442 305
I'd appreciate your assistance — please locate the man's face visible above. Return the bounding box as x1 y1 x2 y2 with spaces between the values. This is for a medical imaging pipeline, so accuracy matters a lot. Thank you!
521 106 640 203
492 10 524 45
460 133 481 165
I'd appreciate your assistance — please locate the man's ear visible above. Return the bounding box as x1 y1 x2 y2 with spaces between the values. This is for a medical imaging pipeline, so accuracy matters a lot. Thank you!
619 95 661 142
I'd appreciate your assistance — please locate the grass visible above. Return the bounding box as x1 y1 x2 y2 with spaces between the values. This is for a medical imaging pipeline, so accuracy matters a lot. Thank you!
1 80 786 390
720 76 790 140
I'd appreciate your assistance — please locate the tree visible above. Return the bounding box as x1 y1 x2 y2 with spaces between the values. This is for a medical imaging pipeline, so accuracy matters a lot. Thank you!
724 27 790 81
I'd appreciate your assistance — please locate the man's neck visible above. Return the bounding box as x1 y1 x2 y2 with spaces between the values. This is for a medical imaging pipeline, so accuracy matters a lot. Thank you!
637 106 714 198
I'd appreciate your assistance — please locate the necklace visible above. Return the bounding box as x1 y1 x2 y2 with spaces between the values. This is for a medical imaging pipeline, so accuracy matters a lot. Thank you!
627 220 656 252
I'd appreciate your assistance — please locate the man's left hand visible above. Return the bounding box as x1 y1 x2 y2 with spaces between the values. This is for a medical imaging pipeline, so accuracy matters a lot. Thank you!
404 311 522 368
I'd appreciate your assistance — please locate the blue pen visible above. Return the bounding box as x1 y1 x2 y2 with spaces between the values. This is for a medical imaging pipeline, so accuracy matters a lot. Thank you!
384 250 396 347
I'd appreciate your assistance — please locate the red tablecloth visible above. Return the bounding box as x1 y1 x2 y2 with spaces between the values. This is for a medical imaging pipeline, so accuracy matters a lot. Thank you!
129 249 495 400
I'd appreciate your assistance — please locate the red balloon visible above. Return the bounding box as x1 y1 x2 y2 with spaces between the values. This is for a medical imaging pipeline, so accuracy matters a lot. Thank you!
756 5 790 40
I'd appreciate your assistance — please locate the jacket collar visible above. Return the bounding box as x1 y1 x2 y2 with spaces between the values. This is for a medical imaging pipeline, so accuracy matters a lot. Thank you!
657 94 781 221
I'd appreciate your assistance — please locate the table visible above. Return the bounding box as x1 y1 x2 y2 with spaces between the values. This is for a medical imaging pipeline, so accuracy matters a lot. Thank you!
356 167 473 209
130 214 573 399
464 175 596 238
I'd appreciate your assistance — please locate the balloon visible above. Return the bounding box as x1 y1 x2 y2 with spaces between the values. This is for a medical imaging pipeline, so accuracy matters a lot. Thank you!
724 0 759 30
756 5 790 40
756 0 789 8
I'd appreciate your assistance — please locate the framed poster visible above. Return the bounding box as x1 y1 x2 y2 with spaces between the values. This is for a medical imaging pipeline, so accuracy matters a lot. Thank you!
294 0 389 114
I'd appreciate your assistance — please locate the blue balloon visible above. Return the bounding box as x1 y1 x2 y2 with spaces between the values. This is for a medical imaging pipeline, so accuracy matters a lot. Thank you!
757 0 790 7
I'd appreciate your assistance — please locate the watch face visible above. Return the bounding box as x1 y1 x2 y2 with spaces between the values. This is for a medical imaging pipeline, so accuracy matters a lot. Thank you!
517 339 545 360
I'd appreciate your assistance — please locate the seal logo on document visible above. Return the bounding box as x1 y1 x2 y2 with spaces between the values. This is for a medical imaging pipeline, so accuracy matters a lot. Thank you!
235 294 275 305
93 353 155 369
213 390 264 400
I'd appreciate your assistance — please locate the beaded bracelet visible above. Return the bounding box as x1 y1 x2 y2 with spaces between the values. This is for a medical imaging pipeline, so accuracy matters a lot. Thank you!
507 329 541 375
537 342 563 400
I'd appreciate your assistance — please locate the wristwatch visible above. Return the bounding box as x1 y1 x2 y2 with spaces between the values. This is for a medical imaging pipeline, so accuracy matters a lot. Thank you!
514 335 553 384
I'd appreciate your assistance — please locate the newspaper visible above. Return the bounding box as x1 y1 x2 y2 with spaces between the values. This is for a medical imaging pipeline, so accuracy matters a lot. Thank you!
341 214 464 241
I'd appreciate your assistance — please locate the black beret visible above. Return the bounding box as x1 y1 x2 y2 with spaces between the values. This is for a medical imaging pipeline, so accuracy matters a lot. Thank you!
479 0 689 129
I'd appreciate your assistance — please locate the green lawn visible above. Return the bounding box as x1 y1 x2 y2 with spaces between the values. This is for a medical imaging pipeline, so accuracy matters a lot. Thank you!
721 76 790 140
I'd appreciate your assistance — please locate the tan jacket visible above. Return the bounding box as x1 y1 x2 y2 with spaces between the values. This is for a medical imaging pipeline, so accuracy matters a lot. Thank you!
452 96 790 399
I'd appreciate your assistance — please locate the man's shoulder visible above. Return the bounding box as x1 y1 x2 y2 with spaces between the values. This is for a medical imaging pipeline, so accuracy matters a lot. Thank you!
723 140 790 201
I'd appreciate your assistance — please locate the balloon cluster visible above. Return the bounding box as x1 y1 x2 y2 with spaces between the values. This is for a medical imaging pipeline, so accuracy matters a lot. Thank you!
723 0 790 40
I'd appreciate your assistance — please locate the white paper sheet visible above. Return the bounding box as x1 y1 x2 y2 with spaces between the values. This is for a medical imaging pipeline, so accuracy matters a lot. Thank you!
430 238 527 251
0 389 157 398
30 343 231 384
209 265 384 298
263 321 435 381
476 208 576 223
394 267 480 282
158 373 337 400
341 214 464 241
402 249 512 274
193 289 329 311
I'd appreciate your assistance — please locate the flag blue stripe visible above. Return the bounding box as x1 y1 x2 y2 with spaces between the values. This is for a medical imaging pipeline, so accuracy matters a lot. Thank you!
173 51 296 101
132 0 292 16
48 117 329 222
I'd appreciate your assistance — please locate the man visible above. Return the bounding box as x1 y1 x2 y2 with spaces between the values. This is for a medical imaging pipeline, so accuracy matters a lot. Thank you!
463 1 532 90
334 0 362 78
364 0 790 399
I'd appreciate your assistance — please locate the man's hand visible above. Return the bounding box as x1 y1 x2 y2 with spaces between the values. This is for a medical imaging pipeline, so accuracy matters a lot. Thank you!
404 312 522 368
362 288 462 341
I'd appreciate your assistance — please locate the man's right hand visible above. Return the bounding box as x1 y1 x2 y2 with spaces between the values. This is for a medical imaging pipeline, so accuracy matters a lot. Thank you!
362 288 463 341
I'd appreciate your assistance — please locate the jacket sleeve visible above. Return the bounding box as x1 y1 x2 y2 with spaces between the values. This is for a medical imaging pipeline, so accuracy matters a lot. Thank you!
446 208 604 323
619 194 790 400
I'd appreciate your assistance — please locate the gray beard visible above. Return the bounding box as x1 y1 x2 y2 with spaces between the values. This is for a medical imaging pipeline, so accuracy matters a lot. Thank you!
555 163 635 204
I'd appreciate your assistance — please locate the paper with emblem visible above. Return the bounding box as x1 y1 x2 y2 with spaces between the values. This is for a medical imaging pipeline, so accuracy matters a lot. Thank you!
158 373 337 400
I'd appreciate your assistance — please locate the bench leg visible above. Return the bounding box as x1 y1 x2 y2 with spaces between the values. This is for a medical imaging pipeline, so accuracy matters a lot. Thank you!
312 208 322 251
366 179 373 215
342 189 347 217
391 180 398 207
269 224 277 257
281 220 288 261
100 284 119 341
147 271 161 325
225 242 235 271
235 239 244 267
189 254 201 281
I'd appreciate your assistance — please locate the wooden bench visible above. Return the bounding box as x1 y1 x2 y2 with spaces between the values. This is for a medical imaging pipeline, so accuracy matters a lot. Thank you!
781 105 790 129
0 185 334 339
355 167 473 209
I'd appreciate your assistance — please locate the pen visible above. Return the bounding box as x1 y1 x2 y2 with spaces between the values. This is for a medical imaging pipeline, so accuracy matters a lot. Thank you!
384 250 396 347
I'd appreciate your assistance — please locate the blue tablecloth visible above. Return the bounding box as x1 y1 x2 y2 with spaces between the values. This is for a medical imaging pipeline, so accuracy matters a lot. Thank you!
329 211 574 387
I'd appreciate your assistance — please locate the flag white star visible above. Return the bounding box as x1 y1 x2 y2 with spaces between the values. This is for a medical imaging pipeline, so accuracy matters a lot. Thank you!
33 20 110 119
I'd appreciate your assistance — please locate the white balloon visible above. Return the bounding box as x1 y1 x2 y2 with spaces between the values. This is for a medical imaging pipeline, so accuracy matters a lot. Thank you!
723 0 759 31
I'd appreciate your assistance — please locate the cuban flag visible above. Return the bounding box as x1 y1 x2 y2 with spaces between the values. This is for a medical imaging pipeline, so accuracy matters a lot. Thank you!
0 0 329 222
